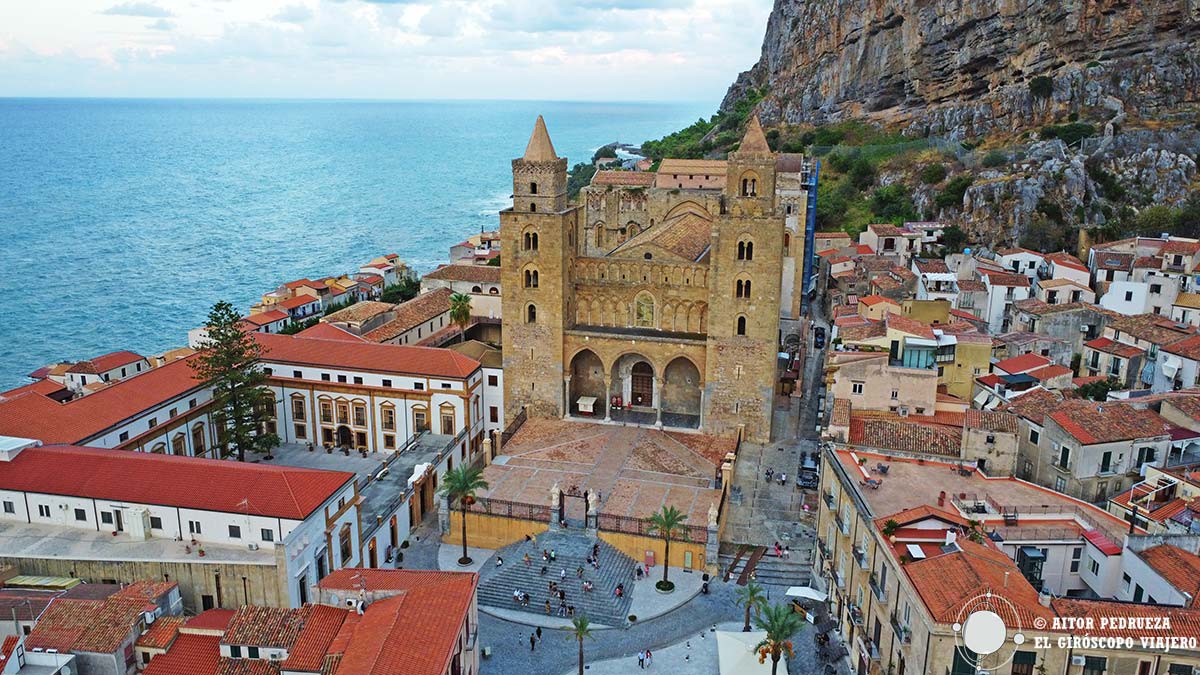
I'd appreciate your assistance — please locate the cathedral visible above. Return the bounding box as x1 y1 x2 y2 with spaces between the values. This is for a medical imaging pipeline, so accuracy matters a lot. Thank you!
499 115 813 443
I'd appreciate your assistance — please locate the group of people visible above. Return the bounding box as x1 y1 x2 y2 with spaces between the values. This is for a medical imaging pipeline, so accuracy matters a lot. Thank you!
511 589 531 606
636 649 654 669
773 541 792 559
613 582 626 598
764 467 787 486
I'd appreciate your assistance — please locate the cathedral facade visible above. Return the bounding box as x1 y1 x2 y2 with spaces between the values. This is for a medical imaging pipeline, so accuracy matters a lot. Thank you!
500 115 808 443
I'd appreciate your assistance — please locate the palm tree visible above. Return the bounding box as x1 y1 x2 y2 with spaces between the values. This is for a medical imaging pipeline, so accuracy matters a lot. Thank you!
754 603 804 675
568 615 593 675
438 466 489 565
735 581 767 632
646 505 688 589
449 292 472 343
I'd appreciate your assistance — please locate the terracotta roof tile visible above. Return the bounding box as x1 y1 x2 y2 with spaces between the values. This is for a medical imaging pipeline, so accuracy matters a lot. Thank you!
143 633 222 675
849 416 963 456
1086 336 1145 358
0 445 352 520
993 353 1051 375
1052 598 1200 640
610 212 712 262
964 410 1018 433
279 295 321 310
905 540 1052 625
280 605 347 671
242 310 290 327
66 350 145 374
184 609 236 633
1110 313 1197 346
27 582 178 654
295 323 367 343
361 288 453 343
422 264 502 284
257 331 479 379
1137 544 1200 604
1165 334 1200 360
589 170 655 187
138 616 185 649
1048 400 1172 445
323 301 395 325
981 270 1031 287
1001 387 1063 425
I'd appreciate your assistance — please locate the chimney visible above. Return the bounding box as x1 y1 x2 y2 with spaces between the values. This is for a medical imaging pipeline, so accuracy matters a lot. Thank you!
945 530 957 546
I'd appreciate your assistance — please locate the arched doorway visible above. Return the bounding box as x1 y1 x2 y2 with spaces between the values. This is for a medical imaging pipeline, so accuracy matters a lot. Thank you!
631 362 653 406
336 425 352 447
569 349 605 417
662 357 702 428
610 354 657 425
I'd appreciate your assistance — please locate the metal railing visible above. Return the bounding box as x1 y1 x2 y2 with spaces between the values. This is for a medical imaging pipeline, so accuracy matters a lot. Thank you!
869 573 887 602
500 406 528 446
853 545 869 570
466 497 552 522
891 612 912 644
596 514 709 544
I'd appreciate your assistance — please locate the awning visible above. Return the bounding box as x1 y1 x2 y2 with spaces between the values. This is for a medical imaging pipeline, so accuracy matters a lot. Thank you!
786 586 828 603
717 631 779 675
1163 356 1183 379
984 398 1001 410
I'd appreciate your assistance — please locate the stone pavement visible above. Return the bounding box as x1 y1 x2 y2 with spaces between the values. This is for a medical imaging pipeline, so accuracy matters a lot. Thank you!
561 621 737 675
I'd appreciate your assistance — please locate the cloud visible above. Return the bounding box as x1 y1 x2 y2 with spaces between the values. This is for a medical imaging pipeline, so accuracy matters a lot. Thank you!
101 2 173 18
418 4 462 37
273 5 314 24
147 18 174 30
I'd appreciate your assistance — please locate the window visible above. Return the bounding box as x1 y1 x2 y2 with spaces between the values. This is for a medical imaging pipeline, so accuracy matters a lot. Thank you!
293 370 303 379
292 398 306 421
382 379 392 388
1054 476 1066 492
414 382 425 391
188 520 201 535
890 389 898 400
852 381 865 395
74 508 86 521
1134 584 1145 602
490 406 499 423
248 647 260 659
295 423 307 439
737 239 754 260
1011 651 1037 675
488 374 498 386
382 407 396 431
1170 664 1195 675
384 434 395 449
168 408 177 418
339 523 354 564
101 511 113 524
148 417 157 428
1071 547 1082 573
2 501 13 514
1151 284 1162 294
736 315 747 336
1088 557 1100 576
1029 428 1040 444
526 304 537 323
441 383 452 389
150 516 163 530
353 405 367 427
1082 656 1106 675
337 375 347 383
524 268 539 288
523 231 539 251
353 376 363 385
261 529 274 542
735 278 752 298
1125 290 1134 302
530 181 538 194
119 431 129 442
1122 572 1132 592
230 646 242 658
321 373 331 381
228 525 242 539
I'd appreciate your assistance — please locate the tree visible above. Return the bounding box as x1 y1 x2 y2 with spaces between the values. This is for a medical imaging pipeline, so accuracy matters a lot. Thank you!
1077 376 1119 402
191 301 279 462
754 603 804 675
449 292 472 343
939 225 968 255
438 466 489 565
380 277 420 304
568 615 593 675
735 581 768 632
647 505 688 591
920 163 947 184
1020 217 1068 253
1029 76 1054 100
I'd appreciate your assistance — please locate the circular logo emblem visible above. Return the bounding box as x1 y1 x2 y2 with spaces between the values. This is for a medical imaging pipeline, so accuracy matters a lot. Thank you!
950 591 1027 669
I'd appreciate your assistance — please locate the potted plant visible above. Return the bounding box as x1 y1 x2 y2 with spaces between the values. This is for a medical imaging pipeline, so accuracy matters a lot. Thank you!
882 519 900 537
198 547 206 557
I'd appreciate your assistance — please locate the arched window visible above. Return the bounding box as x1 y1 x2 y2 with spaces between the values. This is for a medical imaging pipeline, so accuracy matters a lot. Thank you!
736 315 747 336
489 287 499 295
524 268 539 288
738 239 754 261
634 292 655 329
191 422 206 456
736 278 752 299
530 182 538 195
741 178 749 196
171 433 186 455
471 285 482 293
530 202 537 212
523 231 539 251
526 304 537 323
150 442 167 454
783 232 791 255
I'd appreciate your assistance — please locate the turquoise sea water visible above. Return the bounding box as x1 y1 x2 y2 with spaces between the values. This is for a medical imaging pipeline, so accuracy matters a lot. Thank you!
0 98 711 389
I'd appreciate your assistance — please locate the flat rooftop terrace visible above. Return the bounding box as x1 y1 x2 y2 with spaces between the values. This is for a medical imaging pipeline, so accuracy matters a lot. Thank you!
835 448 1136 541
483 418 731 524
0 519 275 565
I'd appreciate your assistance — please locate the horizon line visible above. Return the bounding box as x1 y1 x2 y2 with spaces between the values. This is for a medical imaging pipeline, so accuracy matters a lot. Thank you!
0 94 718 107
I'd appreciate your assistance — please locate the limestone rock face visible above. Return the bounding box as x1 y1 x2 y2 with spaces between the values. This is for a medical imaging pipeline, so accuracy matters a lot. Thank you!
724 0 1200 138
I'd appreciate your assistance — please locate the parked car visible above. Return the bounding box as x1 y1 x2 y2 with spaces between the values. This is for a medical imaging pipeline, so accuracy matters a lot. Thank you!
798 470 819 489
813 326 826 349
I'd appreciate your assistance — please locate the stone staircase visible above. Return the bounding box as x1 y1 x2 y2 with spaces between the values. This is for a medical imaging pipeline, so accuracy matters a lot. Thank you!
475 531 638 626
721 544 813 587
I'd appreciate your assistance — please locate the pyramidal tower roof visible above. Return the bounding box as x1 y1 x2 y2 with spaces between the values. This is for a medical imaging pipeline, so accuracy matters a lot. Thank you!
522 115 559 162
737 115 771 154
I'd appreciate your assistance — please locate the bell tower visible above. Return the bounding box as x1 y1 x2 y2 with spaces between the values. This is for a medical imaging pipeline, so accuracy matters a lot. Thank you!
704 116 784 443
500 116 578 421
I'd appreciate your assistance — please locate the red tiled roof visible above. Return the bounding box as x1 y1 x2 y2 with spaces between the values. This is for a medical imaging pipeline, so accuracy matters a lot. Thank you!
280 605 347 671
138 616 185 649
1001 387 1064 425
1045 251 1088 272
0 589 59 621
1086 336 1145 358
993 353 1051 375
590 170 656 187
284 279 328 291
1083 529 1122 555
242 310 290 327
224 606 313 650
0 355 207 444
1162 239 1200 256
885 314 935 339
143 633 222 675
422 264 501 284
0 445 353 520
876 504 971 529
1028 364 1073 381
849 416 963 456
976 373 1005 387
295 322 367 343
256 332 479 380
860 294 899 307
1048 401 1171 445
905 540 1052 625
1138 544 1200 603
0 636 16 669
66 350 145 374
26 582 177 654
855 244 875 255
185 609 236 633
1166 334 1200 361
964 409 1018 433
361 288 454 343
981 270 1031 287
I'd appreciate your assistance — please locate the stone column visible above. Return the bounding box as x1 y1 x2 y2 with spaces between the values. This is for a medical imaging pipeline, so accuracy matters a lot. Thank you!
481 438 492 466
653 376 663 428
438 495 450 535
563 375 572 420
603 376 612 422
705 502 720 572
549 483 561 531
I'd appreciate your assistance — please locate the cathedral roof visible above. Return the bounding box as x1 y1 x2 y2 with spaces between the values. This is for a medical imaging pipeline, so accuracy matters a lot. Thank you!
522 115 558 162
737 115 771 155
609 212 712 263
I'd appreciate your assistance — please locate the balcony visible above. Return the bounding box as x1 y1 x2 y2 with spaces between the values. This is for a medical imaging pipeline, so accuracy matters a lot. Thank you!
836 512 850 536
1053 458 1073 472
823 490 835 509
869 572 887 602
891 612 912 644
859 637 881 662
853 545 869 570
817 538 831 561
835 572 846 589
849 604 864 627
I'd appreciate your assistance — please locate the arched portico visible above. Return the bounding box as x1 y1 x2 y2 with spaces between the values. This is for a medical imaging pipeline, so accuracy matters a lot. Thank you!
661 356 702 429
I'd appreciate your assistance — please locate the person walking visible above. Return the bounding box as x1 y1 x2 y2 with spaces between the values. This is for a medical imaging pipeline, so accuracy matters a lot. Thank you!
645 649 653 667
536 626 542 641
637 650 645 669
529 633 536 651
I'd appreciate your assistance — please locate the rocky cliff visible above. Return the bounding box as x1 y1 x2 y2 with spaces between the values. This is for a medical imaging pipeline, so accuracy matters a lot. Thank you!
720 0 1200 245
725 0 1200 138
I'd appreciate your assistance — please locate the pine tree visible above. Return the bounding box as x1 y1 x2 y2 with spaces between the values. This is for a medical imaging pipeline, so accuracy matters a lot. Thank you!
191 301 280 462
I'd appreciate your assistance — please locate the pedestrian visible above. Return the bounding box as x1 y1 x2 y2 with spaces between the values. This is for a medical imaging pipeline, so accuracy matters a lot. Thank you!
550 549 557 561
779 472 787 486
645 650 653 666
561 568 567 581
524 553 531 566
540 565 548 575
638 650 645 669
530 633 536 651
784 545 791 560
495 556 504 567
577 565 584 578
544 600 552 615
536 626 542 640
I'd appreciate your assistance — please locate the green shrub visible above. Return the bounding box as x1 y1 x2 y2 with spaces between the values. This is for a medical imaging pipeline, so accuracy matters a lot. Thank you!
934 175 973 210
1037 198 1065 224
1086 163 1126 201
869 184 917 223
1041 122 1096 147
591 145 617 162
848 157 877 191
1029 76 1054 99
981 150 1008 168
920 163 947 184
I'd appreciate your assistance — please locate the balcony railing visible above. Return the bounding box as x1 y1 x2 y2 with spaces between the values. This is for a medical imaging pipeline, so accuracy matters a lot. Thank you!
891 612 912 644
823 490 835 508
853 545 869 570
849 604 864 626
836 513 850 535
870 573 887 602
861 638 881 661
817 538 831 560
1053 458 1073 472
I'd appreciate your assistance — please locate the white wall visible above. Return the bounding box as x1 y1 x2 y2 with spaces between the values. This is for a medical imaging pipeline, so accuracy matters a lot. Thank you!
1100 281 1151 315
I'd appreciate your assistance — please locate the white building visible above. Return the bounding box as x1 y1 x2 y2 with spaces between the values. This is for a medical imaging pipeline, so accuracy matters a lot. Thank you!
63 350 150 393
979 269 1032 334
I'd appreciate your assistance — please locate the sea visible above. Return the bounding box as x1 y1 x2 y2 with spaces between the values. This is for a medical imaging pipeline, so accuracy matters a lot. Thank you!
0 98 712 390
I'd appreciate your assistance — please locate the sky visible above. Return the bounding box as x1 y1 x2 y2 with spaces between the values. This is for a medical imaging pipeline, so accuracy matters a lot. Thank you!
0 0 773 101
